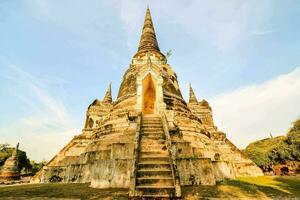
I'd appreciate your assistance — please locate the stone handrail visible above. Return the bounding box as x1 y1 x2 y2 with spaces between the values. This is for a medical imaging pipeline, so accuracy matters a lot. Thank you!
129 112 142 197
160 112 181 198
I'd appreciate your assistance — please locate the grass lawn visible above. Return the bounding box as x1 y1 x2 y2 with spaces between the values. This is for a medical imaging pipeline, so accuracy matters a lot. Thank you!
0 183 128 200
182 176 300 199
0 176 299 199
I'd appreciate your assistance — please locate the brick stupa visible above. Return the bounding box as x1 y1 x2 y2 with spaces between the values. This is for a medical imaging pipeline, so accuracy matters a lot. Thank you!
0 143 20 181
32 7 263 198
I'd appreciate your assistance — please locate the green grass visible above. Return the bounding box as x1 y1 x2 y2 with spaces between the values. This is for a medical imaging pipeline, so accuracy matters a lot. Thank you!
0 183 128 200
182 176 300 199
0 176 299 199
237 176 299 194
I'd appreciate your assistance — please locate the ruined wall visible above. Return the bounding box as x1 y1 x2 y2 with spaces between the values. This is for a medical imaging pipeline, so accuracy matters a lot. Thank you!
164 110 263 187
188 100 215 130
32 110 138 189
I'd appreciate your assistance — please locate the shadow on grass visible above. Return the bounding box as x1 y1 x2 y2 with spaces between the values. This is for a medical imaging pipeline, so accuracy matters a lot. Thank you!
235 176 300 198
182 176 300 199
273 176 300 197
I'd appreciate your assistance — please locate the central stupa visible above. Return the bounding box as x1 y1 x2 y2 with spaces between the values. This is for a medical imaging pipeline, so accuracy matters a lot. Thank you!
33 7 263 198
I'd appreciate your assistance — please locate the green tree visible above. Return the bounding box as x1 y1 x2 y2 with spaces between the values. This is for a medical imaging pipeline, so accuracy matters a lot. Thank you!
30 160 46 175
285 118 300 161
0 145 13 166
243 118 300 171
17 150 31 173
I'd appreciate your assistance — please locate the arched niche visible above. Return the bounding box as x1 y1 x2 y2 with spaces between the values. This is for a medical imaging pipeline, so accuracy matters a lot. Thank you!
88 118 94 128
136 68 166 114
142 74 156 114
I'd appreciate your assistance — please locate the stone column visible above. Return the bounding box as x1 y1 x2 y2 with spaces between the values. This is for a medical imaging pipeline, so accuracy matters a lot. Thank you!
156 76 166 114
136 76 143 112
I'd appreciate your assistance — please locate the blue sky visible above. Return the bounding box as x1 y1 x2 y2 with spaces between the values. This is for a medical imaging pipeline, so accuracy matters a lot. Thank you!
0 0 300 161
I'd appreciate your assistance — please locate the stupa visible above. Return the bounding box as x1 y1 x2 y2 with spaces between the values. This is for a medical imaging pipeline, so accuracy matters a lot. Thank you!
0 143 20 181
32 7 263 198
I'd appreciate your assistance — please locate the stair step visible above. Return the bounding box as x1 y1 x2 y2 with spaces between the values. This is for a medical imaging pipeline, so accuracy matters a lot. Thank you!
140 138 166 144
138 170 171 175
139 154 169 158
137 178 174 186
140 143 166 147
140 146 167 152
142 119 161 122
143 115 161 119
139 161 170 165
140 142 166 147
139 157 169 163
141 134 164 139
140 151 168 157
138 163 171 170
142 130 164 134
135 188 175 198
138 175 173 180
142 129 163 132
136 185 175 189
142 122 162 125
142 126 163 129
138 169 172 177
141 131 163 135
140 194 170 198
142 120 161 125
141 135 165 140
142 127 162 129
142 124 162 127
137 176 173 180
138 168 171 172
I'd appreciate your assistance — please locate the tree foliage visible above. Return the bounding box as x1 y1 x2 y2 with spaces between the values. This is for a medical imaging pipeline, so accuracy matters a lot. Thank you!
30 160 46 174
243 118 300 171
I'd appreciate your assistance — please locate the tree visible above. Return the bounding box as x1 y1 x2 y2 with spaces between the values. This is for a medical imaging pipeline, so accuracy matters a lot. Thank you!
29 160 46 175
17 150 31 173
0 143 10 151
243 118 300 171
0 144 13 166
286 118 300 161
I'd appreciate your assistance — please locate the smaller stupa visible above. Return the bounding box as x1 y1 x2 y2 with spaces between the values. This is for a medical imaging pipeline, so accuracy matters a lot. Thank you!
0 143 20 181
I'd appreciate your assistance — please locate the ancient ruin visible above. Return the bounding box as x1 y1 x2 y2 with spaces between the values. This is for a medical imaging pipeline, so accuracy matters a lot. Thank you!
0 143 20 181
32 7 263 198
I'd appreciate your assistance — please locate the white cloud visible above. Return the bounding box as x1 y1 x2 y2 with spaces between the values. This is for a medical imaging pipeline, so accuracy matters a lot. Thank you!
211 67 300 148
25 1 275 52
0 58 79 161
115 1 275 52
3 61 73 130
0 117 77 162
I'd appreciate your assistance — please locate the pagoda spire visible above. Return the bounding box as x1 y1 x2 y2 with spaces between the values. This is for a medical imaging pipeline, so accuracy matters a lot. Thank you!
12 143 19 157
189 83 198 103
103 82 112 103
135 6 163 57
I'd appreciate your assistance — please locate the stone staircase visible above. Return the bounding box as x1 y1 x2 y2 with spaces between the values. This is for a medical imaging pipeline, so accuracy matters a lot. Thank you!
134 114 176 198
